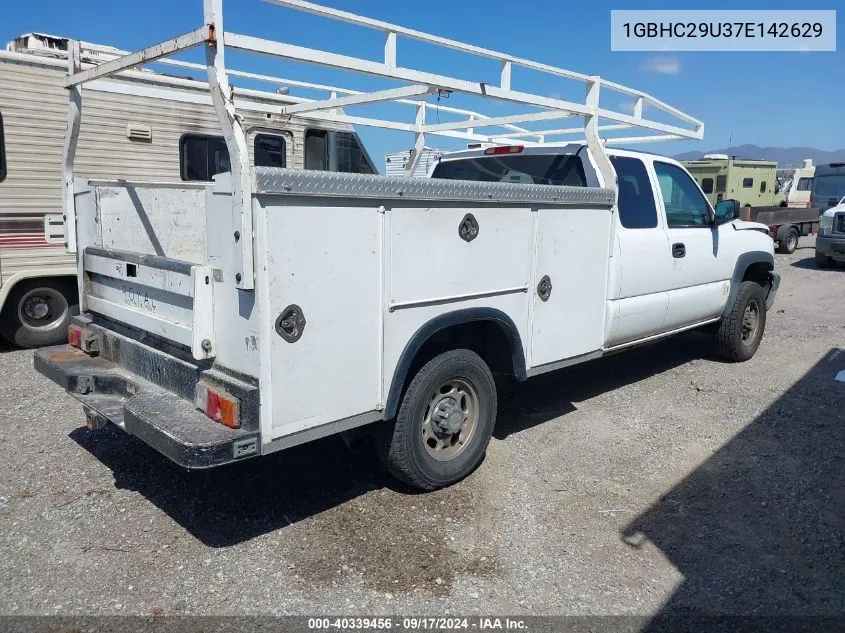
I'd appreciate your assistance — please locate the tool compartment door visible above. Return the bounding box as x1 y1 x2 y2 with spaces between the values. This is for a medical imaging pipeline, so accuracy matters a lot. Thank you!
529 207 612 367
264 202 381 437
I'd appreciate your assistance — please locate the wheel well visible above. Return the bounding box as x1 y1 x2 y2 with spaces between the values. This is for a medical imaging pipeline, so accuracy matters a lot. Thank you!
385 312 525 420
0 275 78 316
742 261 773 287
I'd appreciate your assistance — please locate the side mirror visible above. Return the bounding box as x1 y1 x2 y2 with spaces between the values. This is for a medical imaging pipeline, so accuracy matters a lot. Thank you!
714 199 739 224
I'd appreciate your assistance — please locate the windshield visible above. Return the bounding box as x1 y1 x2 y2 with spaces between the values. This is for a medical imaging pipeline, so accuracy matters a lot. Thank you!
431 154 587 187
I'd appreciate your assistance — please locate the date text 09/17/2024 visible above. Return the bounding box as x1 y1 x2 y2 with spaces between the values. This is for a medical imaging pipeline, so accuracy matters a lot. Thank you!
307 617 528 630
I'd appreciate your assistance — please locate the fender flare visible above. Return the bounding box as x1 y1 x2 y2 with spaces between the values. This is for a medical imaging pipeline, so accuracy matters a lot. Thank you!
721 251 774 319
383 308 526 420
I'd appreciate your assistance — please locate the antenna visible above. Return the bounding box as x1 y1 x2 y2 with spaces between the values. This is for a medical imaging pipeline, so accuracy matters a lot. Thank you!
727 130 733 159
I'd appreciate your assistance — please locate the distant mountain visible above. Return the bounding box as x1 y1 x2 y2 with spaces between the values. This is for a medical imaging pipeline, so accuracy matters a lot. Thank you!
673 144 845 167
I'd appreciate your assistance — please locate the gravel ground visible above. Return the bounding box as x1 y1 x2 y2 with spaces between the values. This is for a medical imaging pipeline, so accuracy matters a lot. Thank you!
0 238 843 618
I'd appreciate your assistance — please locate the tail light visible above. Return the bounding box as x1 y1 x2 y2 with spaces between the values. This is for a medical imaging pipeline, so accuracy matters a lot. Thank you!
195 383 240 429
484 145 524 155
68 324 82 348
768 225 777 237
810 193 814 207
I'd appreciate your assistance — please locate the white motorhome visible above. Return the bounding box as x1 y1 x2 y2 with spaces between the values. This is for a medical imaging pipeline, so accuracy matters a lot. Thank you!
782 159 815 208
35 0 779 490
0 33 375 347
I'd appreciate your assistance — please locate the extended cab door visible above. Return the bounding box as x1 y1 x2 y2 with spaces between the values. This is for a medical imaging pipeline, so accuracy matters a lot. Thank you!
603 155 671 347
653 161 734 330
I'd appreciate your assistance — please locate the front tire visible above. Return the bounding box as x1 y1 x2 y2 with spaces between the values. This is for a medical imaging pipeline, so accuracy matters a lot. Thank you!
378 349 497 490
0 279 78 348
715 281 767 362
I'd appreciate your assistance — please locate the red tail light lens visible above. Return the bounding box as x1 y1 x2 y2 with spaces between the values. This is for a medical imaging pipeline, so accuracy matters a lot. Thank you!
484 145 524 155
195 384 241 429
68 325 82 348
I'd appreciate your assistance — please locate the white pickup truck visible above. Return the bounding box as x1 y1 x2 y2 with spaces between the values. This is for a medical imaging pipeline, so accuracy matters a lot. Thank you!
34 0 779 490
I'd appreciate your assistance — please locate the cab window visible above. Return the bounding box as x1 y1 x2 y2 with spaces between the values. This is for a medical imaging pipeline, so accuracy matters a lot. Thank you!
610 156 657 229
701 177 714 194
654 162 711 228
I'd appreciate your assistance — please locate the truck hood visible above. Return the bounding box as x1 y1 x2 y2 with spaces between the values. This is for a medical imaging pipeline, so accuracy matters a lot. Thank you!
730 219 770 233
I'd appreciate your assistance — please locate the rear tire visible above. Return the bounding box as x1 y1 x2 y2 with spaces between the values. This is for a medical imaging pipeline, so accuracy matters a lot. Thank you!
378 349 497 490
778 227 799 254
0 279 78 348
716 281 767 362
815 251 834 269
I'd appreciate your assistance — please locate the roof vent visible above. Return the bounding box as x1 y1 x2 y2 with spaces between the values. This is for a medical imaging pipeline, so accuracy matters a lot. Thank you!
126 122 152 141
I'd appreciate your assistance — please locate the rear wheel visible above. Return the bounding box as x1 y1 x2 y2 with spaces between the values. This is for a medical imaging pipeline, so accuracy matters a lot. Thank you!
715 281 767 362
778 227 799 254
815 251 834 269
0 279 78 348
378 349 496 490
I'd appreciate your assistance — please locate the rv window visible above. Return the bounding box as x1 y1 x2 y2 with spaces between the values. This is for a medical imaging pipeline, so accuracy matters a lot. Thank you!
760 181 767 193
304 130 328 170
742 177 753 188
610 156 657 229
701 177 714 194
716 174 727 192
0 112 5 183
254 134 286 168
180 134 230 181
797 177 813 191
304 129 376 174
333 131 376 175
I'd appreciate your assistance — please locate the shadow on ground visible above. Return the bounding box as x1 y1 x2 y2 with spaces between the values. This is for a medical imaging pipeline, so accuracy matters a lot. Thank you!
71 331 713 548
791 256 842 270
624 349 845 627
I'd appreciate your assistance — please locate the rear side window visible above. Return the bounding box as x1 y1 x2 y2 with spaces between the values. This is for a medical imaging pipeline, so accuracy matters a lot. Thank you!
797 177 813 191
254 134 286 168
0 112 6 183
742 177 753 188
180 134 230 181
716 174 727 192
610 156 657 229
701 177 714 194
304 129 328 170
760 181 767 193
431 153 587 187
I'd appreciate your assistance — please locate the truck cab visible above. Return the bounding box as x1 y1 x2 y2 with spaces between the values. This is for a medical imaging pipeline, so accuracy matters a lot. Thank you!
431 143 778 350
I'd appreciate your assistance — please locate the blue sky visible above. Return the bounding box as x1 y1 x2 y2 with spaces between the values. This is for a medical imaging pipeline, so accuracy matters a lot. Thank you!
3 0 843 169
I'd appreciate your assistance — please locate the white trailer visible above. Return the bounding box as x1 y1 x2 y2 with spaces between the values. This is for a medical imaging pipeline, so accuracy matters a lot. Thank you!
0 33 375 347
35 0 779 490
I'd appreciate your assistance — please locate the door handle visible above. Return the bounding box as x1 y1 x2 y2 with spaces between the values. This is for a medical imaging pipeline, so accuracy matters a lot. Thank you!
672 242 686 258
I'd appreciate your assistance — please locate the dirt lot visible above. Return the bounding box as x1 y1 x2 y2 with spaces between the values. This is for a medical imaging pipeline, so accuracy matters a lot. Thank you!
0 239 843 619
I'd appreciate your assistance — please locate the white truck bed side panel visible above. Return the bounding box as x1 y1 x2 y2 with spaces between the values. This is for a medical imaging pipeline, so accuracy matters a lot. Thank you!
264 201 381 437
530 208 612 366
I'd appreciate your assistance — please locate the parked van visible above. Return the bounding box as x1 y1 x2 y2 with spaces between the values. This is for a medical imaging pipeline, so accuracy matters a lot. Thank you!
782 159 815 208
812 163 845 213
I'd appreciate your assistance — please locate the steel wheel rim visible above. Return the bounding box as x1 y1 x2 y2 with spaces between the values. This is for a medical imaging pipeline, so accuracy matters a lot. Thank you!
786 232 797 251
741 299 760 343
17 287 68 333
421 377 479 462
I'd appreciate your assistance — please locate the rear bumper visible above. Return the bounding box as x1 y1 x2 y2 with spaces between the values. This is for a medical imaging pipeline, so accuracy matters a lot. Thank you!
816 235 845 260
34 328 260 469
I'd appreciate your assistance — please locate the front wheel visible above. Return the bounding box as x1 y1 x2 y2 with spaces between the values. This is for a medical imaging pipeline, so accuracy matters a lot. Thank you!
378 349 497 490
715 281 767 362
0 279 78 348
815 251 834 269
